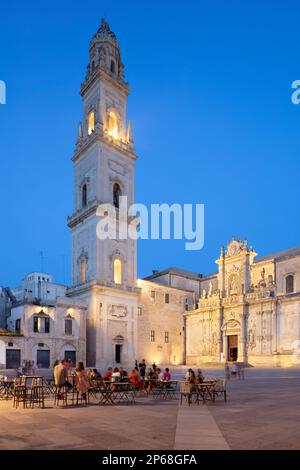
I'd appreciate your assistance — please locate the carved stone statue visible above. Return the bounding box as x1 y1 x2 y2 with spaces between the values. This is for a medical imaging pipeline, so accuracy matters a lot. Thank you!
202 289 206 299
77 121 83 143
99 48 106 68
230 275 238 294
208 281 213 297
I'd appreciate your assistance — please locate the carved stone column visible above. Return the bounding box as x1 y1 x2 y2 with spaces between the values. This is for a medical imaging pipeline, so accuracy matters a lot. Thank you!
216 307 223 361
272 306 278 354
239 311 247 363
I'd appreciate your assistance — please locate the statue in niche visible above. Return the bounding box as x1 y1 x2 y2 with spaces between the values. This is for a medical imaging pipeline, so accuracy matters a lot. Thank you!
259 268 266 288
99 48 106 68
77 121 83 143
248 321 257 351
229 275 238 294
208 281 213 297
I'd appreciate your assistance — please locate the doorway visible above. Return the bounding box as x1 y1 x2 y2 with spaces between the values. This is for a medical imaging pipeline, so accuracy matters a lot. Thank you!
6 349 21 369
37 350 50 368
227 335 238 361
115 344 122 364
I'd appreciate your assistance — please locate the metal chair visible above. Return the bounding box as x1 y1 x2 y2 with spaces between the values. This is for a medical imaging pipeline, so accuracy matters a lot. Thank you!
213 379 227 402
180 381 193 406
54 384 69 407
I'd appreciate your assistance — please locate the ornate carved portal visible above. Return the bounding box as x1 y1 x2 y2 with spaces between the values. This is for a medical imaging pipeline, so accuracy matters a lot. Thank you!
222 319 240 362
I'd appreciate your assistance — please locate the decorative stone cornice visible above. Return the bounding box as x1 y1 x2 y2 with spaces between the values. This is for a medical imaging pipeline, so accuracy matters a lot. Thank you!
81 67 129 98
67 198 100 228
67 279 141 297
72 129 137 164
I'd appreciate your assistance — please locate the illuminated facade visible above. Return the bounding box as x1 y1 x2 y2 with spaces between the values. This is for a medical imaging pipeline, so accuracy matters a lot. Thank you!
67 19 139 367
184 240 300 367
1 20 300 370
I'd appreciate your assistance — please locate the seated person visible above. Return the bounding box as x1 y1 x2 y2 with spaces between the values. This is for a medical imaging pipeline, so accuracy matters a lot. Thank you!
103 366 113 381
156 368 163 381
186 369 196 384
111 367 121 382
163 368 171 381
90 368 102 380
196 368 204 383
129 368 144 389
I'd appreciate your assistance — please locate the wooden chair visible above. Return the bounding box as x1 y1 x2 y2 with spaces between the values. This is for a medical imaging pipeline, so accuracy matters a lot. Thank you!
28 377 45 408
13 377 27 408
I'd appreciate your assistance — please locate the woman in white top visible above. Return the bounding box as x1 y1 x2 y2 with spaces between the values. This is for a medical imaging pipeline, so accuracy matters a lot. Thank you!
111 367 121 382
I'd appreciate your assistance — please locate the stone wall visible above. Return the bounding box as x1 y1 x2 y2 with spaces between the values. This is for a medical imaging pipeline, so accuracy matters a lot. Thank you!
137 280 194 366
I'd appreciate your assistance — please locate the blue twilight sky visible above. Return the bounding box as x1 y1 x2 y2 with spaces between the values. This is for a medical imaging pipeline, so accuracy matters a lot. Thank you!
0 0 300 287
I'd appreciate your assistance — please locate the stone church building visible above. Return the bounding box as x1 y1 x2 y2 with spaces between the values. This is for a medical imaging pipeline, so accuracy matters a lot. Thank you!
0 20 300 369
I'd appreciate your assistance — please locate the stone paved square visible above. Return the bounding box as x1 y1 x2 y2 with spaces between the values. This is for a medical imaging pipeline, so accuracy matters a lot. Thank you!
1 367 300 450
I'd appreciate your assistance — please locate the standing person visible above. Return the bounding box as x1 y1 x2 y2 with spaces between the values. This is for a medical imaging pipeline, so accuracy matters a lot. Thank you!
231 362 238 378
237 362 245 380
225 362 230 380
75 362 89 401
152 362 157 373
135 360 139 371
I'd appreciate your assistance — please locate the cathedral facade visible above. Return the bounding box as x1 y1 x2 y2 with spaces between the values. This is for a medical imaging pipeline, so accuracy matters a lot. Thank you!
185 240 300 367
1 20 300 370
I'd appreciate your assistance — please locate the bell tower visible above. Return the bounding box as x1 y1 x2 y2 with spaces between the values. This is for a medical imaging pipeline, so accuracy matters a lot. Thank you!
67 19 139 368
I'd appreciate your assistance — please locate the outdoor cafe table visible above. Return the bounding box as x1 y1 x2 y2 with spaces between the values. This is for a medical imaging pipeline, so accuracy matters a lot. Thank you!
194 381 216 404
98 381 135 405
151 380 178 400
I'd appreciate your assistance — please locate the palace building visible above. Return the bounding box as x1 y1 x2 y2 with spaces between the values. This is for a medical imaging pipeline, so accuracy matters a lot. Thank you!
0 20 300 369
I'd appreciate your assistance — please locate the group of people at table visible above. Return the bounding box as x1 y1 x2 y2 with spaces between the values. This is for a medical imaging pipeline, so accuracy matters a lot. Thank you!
53 359 174 401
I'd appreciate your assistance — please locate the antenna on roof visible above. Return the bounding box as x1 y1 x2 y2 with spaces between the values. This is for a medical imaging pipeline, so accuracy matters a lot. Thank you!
39 251 44 272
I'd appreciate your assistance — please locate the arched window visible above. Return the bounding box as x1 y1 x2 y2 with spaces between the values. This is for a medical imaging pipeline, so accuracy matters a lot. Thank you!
113 182 121 209
114 259 122 285
108 111 118 139
88 111 95 135
82 184 87 207
286 275 294 294
81 259 86 284
110 60 116 74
